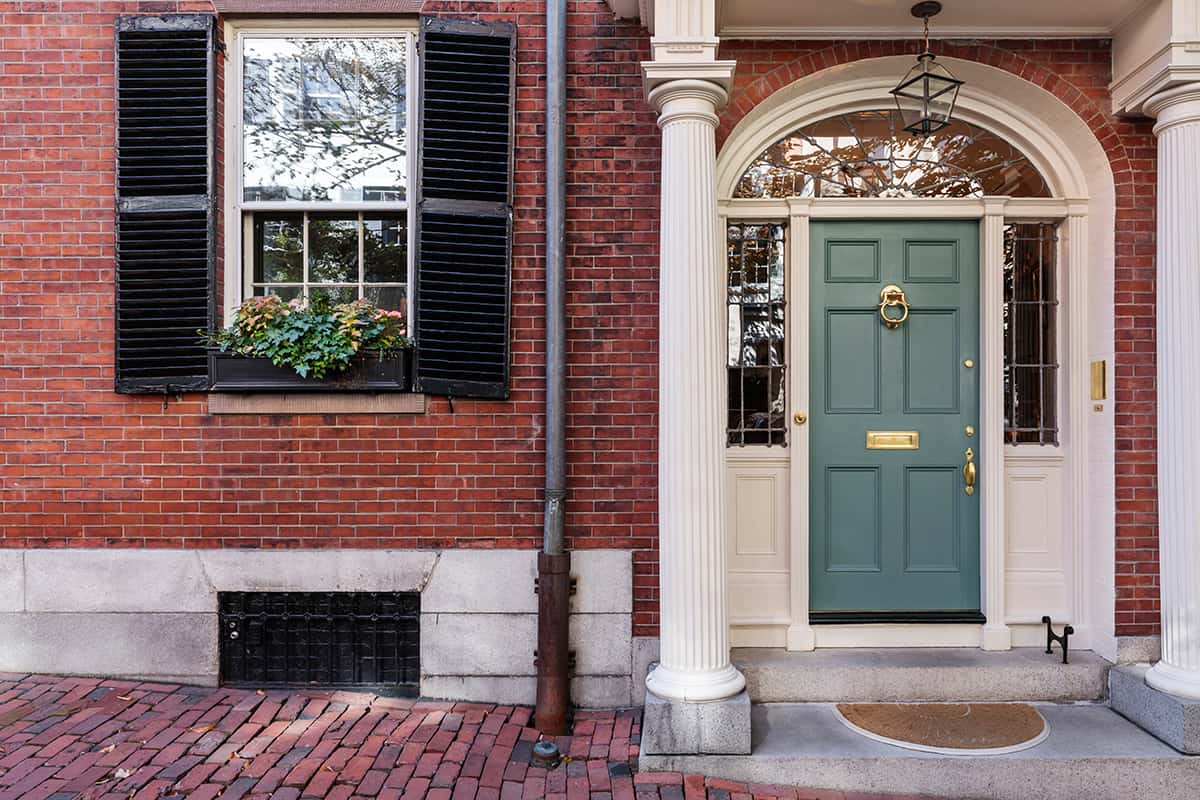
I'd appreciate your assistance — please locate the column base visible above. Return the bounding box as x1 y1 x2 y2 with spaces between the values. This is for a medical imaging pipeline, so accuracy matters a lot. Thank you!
1146 660 1200 701
1110 663 1200 754
645 662 745 702
641 688 752 755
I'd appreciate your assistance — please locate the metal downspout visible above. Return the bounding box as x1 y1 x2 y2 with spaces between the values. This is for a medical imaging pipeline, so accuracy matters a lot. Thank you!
535 0 571 735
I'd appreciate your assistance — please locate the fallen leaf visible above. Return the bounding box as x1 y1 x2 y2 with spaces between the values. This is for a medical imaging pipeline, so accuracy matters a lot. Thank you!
99 743 116 754
256 689 265 695
228 751 241 761
322 765 336 772
116 695 133 702
189 724 214 733
113 767 133 780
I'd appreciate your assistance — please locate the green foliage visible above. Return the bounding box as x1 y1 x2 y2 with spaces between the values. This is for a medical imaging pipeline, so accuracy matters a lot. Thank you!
203 294 408 379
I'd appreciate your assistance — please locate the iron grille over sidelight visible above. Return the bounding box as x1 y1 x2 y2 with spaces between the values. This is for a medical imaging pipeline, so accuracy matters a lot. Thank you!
727 223 787 446
219 592 420 693
1003 222 1059 445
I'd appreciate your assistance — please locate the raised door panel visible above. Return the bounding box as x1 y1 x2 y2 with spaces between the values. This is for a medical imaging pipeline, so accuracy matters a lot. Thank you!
727 458 790 630
903 309 960 414
904 466 961 572
824 466 882 572
825 310 881 414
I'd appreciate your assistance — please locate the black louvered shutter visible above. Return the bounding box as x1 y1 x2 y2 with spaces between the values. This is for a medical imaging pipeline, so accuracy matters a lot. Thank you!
414 18 516 400
114 15 215 394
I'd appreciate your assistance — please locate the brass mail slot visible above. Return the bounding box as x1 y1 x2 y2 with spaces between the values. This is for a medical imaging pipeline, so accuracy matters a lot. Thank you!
866 431 920 450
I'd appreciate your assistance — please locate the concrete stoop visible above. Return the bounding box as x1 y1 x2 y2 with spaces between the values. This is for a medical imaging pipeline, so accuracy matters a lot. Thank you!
640 703 1200 800
733 646 1110 702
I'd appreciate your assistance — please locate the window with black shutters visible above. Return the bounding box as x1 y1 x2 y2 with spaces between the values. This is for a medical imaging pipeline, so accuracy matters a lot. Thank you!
210 17 516 400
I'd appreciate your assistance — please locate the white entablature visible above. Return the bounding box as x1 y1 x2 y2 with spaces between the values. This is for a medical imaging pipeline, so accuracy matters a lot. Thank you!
608 0 1200 117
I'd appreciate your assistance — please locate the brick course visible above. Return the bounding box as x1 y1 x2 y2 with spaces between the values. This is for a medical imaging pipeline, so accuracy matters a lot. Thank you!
0 3 1159 638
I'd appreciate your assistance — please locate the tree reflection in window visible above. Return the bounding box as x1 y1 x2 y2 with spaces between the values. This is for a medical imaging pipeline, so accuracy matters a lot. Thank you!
728 223 787 446
243 36 408 202
735 110 1050 199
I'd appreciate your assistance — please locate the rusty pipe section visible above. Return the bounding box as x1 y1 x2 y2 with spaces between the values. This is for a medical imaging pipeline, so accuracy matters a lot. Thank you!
535 551 571 733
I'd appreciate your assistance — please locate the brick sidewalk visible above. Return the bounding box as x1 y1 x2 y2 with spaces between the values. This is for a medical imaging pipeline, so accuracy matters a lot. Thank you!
0 674 923 800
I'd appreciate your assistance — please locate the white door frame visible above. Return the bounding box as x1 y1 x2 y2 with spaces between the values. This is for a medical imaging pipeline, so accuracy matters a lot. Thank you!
721 196 1086 650
715 56 1116 654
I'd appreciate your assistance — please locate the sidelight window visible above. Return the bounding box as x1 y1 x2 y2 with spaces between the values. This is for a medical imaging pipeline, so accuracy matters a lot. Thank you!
727 223 787 446
1003 222 1059 445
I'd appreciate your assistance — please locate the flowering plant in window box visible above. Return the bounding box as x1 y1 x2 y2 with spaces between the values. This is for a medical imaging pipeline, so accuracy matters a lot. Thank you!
204 294 412 392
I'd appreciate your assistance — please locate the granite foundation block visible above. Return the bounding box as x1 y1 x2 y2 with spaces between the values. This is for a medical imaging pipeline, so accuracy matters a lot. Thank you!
641 689 751 755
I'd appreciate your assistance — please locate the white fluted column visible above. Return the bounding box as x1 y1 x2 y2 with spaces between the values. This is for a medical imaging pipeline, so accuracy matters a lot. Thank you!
645 78 745 703
1145 84 1200 700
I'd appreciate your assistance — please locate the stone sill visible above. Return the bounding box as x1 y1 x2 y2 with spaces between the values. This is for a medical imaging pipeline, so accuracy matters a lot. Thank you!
207 392 427 415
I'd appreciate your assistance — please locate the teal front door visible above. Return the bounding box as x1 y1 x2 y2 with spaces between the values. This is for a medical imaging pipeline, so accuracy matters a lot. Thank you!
809 220 981 620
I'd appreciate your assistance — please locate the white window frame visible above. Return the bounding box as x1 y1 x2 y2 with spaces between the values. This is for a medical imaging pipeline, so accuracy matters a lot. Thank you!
222 19 419 326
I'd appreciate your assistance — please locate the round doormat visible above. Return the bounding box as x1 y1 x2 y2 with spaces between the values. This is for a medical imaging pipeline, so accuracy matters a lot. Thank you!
833 702 1050 755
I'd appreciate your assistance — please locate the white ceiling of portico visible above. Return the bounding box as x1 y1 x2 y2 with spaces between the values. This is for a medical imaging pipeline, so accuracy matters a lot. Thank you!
715 0 1145 39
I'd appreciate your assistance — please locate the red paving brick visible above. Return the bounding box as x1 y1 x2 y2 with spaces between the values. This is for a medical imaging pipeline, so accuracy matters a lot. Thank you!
0 674 934 799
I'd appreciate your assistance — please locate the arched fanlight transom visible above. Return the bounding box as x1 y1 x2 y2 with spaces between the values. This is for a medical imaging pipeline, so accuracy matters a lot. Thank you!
734 109 1051 199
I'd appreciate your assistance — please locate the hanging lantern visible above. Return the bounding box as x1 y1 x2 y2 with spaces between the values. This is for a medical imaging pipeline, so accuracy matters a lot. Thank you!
891 2 963 137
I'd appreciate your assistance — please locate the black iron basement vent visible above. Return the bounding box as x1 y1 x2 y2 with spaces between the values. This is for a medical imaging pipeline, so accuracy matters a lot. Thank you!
219 592 419 694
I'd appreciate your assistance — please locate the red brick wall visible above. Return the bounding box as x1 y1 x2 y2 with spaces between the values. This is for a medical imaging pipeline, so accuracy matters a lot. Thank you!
0 1 665 632
717 39 1159 637
0 1 1160 641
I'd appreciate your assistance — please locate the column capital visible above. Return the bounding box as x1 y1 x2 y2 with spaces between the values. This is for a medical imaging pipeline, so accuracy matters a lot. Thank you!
642 60 735 106
1144 82 1200 134
646 78 729 127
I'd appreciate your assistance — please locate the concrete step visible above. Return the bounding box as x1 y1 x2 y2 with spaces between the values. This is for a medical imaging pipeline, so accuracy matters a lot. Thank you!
734 646 1110 703
640 703 1200 800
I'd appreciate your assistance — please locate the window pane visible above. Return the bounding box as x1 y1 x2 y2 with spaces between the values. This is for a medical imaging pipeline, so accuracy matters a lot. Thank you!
727 222 786 447
309 286 358 305
253 214 303 283
364 215 406 283
243 36 408 202
309 215 359 284
257 285 303 302
365 285 406 311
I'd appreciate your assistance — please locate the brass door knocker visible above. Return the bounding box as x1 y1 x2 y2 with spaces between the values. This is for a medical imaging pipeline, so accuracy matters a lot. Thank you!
879 284 910 329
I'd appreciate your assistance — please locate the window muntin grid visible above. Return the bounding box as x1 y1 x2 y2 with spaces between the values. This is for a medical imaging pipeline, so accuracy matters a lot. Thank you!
735 109 1051 199
1004 222 1059 445
248 212 407 309
727 223 787 447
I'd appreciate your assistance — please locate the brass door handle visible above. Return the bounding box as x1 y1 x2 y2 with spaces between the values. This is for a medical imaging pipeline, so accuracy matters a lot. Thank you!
963 448 976 496
793 411 807 426
879 284 910 329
